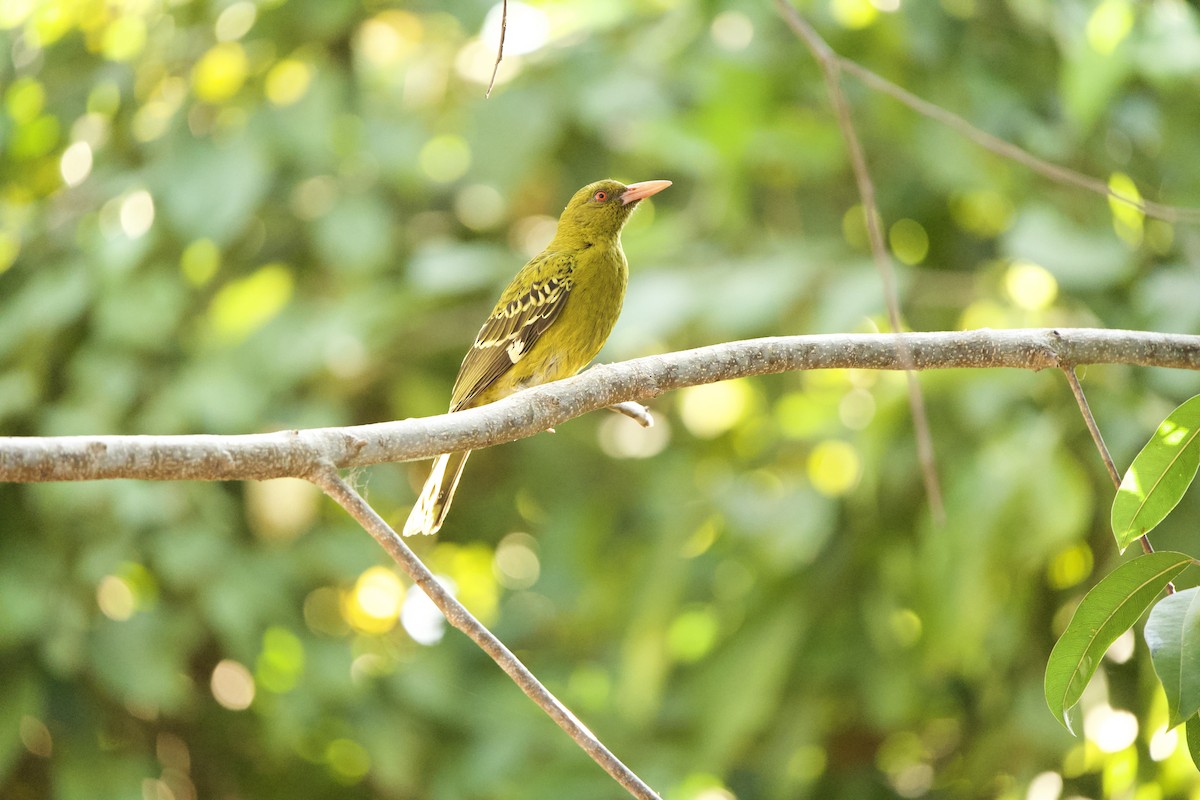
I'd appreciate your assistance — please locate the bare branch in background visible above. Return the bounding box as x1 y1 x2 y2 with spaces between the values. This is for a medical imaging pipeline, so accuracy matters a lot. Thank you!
772 0 1200 225
311 468 663 800
773 0 946 522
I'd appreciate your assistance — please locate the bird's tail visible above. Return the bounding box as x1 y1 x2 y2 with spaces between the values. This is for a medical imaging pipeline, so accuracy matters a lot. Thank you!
402 451 472 536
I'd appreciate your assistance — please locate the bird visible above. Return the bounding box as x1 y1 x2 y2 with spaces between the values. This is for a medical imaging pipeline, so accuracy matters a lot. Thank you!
402 178 672 536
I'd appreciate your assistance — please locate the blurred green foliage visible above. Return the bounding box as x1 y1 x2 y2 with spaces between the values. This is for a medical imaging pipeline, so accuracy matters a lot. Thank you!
2 0 1200 798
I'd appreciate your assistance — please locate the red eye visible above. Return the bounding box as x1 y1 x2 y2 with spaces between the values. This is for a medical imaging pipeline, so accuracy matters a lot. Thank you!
593 190 608 202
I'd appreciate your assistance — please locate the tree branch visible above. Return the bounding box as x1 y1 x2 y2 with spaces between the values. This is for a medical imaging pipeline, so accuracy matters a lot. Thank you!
772 0 1200 226
773 0 945 522
310 467 662 800
2 328 1198 484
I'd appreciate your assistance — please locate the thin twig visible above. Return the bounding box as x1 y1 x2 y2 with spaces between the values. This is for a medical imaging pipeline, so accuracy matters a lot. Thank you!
773 0 945 524
485 0 507 98
836 59 1200 226
309 466 663 800
3 329 1200 483
1059 366 1164 573
1061 367 1121 488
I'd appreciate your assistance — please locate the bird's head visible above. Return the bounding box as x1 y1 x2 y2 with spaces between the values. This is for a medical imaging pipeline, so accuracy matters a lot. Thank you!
554 178 671 245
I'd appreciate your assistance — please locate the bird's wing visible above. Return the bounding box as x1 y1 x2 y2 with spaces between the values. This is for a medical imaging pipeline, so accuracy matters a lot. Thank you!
449 252 575 411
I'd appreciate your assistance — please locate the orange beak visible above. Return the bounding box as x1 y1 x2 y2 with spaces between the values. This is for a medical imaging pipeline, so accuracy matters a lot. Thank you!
620 179 672 206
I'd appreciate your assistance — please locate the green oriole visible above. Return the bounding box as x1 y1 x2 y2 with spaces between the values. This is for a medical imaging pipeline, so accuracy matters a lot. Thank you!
403 178 672 536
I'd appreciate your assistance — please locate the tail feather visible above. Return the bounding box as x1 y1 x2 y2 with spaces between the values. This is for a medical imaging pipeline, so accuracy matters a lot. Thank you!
402 451 472 536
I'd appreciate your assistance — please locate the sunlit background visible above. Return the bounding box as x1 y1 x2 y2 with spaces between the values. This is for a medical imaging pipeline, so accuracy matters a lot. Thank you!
3 0 1200 798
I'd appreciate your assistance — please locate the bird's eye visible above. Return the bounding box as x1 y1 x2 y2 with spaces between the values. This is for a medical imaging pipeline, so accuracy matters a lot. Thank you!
592 190 608 202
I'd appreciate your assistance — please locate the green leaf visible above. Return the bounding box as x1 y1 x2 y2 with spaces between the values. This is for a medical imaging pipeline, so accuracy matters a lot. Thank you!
1187 715 1200 772
1112 395 1200 552
1045 551 1192 732
1145 587 1200 727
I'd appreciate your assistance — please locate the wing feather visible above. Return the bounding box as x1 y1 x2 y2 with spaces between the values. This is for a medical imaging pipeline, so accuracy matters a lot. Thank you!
449 254 575 410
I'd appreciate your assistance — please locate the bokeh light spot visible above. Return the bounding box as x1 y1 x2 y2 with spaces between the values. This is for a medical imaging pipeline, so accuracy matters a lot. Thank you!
60 141 93 187
97 562 157 620
6 77 45 123
265 59 312 106
344 566 405 634
1105 629 1135 664
482 2 548 56
807 440 861 496
667 607 719 663
290 175 338 220
215 1 257 42
958 299 1007 331
1046 542 1093 590
1107 172 1144 247
119 189 155 238
430 543 499 622
1004 260 1058 311
711 11 754 51
357 11 422 67
841 204 868 250
1149 726 1178 762
678 380 754 439
192 43 249 103
97 575 136 620
102 15 146 61
888 218 929 265
680 519 719 559
510 214 557 258
181 238 220 286
1025 771 1063 800
598 413 671 459
326 738 370 783
776 390 830 439
493 532 541 590
0 0 33 29
211 659 255 710
88 81 121 116
256 626 305 693
207 263 294 342
838 388 875 430
1087 0 1133 54
454 183 506 231
402 582 447 645
18 715 52 757
418 134 471 183
831 0 878 29
1084 705 1138 753
245 478 319 541
11 113 61 160
950 190 1013 238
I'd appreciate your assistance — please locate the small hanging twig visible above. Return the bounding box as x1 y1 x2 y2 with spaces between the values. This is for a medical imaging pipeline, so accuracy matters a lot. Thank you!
486 0 508 98
1059 365 1166 585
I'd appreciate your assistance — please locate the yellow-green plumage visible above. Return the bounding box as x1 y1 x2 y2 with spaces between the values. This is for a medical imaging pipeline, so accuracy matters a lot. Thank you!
403 178 670 536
